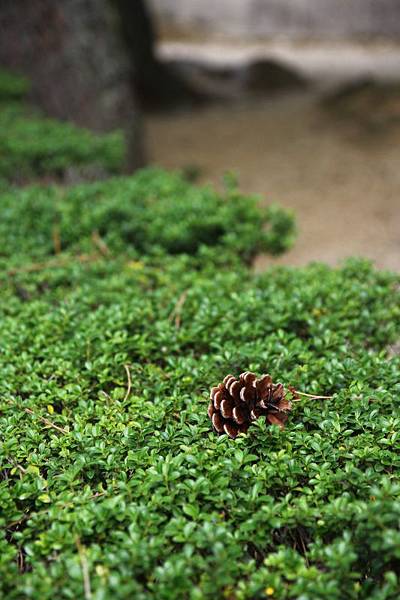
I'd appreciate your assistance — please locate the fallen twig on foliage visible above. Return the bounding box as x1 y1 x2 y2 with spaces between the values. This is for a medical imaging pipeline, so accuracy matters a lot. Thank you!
169 290 189 329
76 538 92 600
7 253 102 276
24 408 68 434
123 364 132 402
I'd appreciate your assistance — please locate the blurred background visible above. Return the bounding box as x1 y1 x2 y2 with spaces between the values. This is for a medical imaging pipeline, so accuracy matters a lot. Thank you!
1 0 399 269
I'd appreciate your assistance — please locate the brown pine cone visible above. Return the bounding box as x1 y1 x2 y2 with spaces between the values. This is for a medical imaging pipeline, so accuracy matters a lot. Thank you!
208 371 292 438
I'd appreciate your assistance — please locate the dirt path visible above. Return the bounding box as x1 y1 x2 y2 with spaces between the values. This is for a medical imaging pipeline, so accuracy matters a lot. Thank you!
146 41 400 271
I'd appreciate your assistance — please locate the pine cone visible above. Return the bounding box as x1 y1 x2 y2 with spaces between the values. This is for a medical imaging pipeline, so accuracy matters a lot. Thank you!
208 371 292 438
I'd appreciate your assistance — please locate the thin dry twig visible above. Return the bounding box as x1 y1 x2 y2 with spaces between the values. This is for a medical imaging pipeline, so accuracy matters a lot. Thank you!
299 532 310 567
24 408 68 434
52 225 62 255
123 364 132 402
76 538 92 600
169 290 189 329
17 547 26 573
293 391 333 400
91 230 110 257
7 253 101 276
7 512 41 530
10 459 27 475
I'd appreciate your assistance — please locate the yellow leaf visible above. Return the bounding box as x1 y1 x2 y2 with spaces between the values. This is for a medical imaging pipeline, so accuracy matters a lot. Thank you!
47 404 54 414
126 260 144 270
27 465 40 476
38 494 51 503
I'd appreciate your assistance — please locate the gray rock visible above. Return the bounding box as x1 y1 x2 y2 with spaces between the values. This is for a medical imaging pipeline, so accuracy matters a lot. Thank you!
242 59 307 93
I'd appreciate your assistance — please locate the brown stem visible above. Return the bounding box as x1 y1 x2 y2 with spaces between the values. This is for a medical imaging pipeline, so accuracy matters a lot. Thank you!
292 390 333 400
52 225 62 255
25 408 68 434
169 290 189 329
123 364 132 402
7 253 101 276
91 230 111 257
76 538 92 600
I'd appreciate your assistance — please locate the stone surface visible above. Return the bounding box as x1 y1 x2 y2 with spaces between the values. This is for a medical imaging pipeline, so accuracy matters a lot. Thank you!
149 0 400 39
242 59 307 92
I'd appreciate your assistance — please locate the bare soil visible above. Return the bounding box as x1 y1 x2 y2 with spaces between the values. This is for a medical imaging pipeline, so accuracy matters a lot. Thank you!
146 42 400 270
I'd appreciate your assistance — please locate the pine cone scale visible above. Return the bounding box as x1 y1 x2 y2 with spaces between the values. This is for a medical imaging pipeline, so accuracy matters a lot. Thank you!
233 405 249 425
229 381 241 401
212 412 225 433
276 398 291 412
220 398 234 418
267 413 286 428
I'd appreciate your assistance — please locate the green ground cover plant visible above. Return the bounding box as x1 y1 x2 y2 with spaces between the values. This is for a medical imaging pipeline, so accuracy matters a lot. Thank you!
1 244 399 598
0 83 399 598
0 104 124 183
0 168 295 266
0 68 30 102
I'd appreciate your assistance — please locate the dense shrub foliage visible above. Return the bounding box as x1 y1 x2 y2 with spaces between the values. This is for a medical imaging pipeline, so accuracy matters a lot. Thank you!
0 104 124 183
0 74 399 598
0 169 295 265
1 251 399 599
0 68 29 102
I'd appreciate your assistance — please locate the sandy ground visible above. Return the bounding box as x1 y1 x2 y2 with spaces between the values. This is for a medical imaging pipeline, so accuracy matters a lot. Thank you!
146 41 400 270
